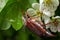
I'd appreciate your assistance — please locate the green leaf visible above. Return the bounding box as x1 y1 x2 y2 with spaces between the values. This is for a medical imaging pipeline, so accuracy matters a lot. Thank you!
1 1 23 30
0 0 8 12
1 19 11 30
0 0 37 30
0 0 22 30
12 12 23 31
8 0 37 30
0 0 16 30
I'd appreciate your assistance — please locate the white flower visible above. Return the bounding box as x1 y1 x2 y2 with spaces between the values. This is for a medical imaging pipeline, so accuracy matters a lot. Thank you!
32 3 40 10
27 3 43 22
49 23 60 32
46 16 60 32
39 0 59 11
39 0 59 25
39 0 59 17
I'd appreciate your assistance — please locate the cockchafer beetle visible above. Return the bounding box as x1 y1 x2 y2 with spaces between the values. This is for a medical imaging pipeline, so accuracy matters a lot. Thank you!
22 11 56 37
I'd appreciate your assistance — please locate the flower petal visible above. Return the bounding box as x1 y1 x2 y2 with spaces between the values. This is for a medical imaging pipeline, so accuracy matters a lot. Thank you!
39 4 45 13
52 0 59 8
27 8 36 16
52 0 59 11
39 0 44 5
32 3 40 10
55 16 60 19
39 0 45 12
42 15 51 24
57 23 60 32
50 24 57 32
43 10 55 17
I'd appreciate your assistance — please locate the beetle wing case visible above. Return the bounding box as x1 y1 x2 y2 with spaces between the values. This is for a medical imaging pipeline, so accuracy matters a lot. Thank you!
22 15 55 37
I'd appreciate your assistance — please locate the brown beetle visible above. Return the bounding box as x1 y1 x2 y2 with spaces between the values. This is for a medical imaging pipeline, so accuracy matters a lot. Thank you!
22 11 55 37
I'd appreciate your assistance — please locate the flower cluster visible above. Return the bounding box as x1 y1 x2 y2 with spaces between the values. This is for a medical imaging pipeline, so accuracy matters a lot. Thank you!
26 0 60 32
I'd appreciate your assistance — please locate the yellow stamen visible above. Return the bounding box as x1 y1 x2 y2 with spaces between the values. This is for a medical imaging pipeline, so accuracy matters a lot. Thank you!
36 11 43 17
44 0 52 5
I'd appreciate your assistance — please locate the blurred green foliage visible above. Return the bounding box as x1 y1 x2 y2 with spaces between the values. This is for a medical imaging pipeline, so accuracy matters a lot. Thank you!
0 0 37 30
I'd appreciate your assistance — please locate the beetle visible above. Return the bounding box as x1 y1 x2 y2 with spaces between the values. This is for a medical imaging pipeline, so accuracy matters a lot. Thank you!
22 11 56 37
